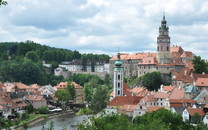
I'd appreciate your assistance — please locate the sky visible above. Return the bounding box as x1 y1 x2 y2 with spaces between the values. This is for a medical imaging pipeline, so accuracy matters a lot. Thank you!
0 0 208 59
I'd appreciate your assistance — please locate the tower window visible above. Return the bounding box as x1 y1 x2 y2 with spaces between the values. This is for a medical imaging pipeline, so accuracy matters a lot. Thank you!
118 82 120 88
158 46 159 51
118 75 120 80
118 90 120 95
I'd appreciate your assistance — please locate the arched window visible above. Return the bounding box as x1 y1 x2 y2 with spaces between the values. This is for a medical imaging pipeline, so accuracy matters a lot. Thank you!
118 82 120 88
118 75 120 80
118 90 120 95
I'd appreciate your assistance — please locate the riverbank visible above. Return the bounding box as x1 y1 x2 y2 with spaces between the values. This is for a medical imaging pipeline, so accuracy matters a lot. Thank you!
13 110 75 130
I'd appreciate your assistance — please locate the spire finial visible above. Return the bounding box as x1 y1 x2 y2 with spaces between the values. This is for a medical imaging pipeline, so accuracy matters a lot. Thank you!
163 12 165 20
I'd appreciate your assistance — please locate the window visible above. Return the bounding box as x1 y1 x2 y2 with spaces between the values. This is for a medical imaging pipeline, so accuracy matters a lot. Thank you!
118 90 120 95
118 83 120 88
167 46 169 51
118 75 120 80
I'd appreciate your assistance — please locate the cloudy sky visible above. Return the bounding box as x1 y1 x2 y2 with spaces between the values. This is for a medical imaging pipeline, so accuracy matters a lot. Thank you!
0 0 208 59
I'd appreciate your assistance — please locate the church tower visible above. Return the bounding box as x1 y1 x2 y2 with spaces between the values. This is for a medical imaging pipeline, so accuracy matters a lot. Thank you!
114 52 124 97
156 14 171 64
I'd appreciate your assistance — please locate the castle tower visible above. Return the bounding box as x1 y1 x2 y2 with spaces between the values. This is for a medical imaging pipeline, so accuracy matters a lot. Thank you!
114 52 124 97
156 14 171 64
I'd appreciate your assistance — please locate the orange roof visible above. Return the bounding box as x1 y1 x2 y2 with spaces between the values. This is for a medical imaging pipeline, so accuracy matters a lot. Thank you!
181 51 193 58
193 74 208 81
154 92 170 99
123 105 137 112
147 106 163 112
169 99 196 103
138 57 158 65
170 46 184 53
56 82 68 88
187 108 205 116
196 78 208 87
15 82 31 89
110 53 156 60
108 96 143 106
169 87 185 99
204 104 208 108
30 84 41 89
131 87 145 94
163 86 176 92
141 94 156 102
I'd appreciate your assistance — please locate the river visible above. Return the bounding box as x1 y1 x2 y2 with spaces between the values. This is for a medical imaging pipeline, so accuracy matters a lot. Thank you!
28 114 90 130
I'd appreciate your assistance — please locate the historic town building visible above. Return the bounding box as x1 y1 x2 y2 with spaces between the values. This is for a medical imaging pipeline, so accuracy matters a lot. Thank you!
109 15 194 79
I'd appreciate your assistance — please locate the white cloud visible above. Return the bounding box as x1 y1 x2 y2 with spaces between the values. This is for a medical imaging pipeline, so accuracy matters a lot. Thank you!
0 0 208 59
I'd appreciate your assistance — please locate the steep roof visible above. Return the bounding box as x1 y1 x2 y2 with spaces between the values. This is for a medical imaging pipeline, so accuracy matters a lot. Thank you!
110 53 156 60
169 99 196 104
162 86 176 92
169 87 185 99
131 87 145 94
147 106 163 112
196 78 208 87
138 57 158 65
185 85 198 93
108 96 143 106
173 106 187 115
154 92 170 99
187 108 205 116
181 51 194 58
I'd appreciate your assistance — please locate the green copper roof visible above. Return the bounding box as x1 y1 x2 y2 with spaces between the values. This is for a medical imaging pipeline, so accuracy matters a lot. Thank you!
114 52 122 68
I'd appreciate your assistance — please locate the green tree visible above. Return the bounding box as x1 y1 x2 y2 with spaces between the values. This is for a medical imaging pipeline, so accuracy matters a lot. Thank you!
78 113 135 130
0 0 7 5
133 108 192 130
17 42 35 56
193 56 208 74
55 89 72 103
25 50 39 62
90 85 108 113
67 83 76 100
142 71 162 91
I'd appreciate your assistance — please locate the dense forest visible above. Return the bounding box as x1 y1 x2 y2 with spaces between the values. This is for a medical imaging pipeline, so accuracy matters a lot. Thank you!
0 41 110 85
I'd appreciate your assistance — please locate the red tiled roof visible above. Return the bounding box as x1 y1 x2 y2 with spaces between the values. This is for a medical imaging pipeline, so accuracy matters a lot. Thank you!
154 92 170 99
169 87 185 99
108 96 143 106
110 53 156 60
181 51 193 58
163 86 176 92
204 104 208 108
196 78 208 87
193 74 208 81
147 106 163 112
138 57 158 65
123 105 137 112
15 82 30 89
141 94 156 102
110 82 132 97
170 46 184 54
187 108 205 116
169 99 196 103
131 87 145 94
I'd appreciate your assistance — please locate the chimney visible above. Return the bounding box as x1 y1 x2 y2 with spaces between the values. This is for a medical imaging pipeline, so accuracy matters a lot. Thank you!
184 69 187 75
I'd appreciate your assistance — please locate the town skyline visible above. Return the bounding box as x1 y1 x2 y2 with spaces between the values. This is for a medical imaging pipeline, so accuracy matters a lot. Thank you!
0 0 208 59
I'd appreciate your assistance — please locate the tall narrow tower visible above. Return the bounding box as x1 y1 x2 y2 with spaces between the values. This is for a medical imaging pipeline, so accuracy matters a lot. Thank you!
114 52 124 97
156 14 171 64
